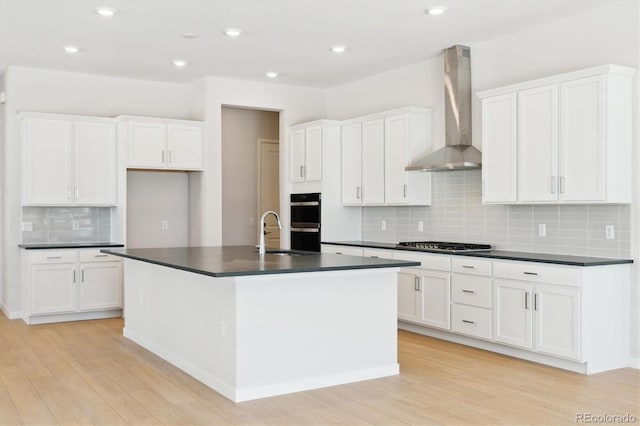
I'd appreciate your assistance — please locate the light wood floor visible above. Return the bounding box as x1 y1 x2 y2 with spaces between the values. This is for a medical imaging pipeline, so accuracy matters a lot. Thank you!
0 313 638 426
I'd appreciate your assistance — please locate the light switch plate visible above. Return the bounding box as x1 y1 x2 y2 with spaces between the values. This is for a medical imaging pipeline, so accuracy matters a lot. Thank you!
21 222 33 232
72 220 80 231
538 224 546 237
380 220 386 231
605 225 615 239
418 221 424 232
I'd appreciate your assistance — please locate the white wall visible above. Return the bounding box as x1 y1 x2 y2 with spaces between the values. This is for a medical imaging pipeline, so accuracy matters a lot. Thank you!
126 171 189 248
325 1 640 365
221 107 279 246
188 77 327 250
1 66 194 317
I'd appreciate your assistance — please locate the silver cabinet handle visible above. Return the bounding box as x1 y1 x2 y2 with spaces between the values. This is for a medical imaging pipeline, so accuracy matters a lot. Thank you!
356 187 361 200
162 150 165 162
525 292 529 309
462 289 476 294
46 256 62 259
462 319 476 325
67 187 72 200
73 270 76 283
81 270 85 283
524 271 538 276
414 276 420 291
560 176 566 194
369 255 379 258
335 252 343 255
534 293 538 311
551 176 557 194
75 186 79 200
462 265 475 269
300 165 304 177
94 254 109 258
403 184 407 198
168 150 172 163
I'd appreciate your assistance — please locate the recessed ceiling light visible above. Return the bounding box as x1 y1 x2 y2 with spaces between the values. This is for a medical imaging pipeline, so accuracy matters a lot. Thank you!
63 45 79 54
265 71 278 79
426 6 446 15
95 7 116 17
181 32 198 39
331 45 347 54
173 59 187 67
223 28 242 37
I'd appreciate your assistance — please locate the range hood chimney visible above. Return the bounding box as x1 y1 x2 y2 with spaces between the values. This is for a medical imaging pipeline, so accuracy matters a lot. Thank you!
406 45 481 172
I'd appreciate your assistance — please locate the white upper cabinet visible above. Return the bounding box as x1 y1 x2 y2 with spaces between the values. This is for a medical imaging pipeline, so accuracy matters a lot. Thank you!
289 124 322 183
340 107 431 206
120 116 205 171
481 93 517 203
22 113 116 206
479 64 635 204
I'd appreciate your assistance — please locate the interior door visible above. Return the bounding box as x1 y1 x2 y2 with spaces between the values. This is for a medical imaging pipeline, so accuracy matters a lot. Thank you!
259 140 280 249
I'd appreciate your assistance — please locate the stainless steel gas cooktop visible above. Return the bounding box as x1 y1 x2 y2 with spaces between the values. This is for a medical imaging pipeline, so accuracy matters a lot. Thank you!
396 241 492 253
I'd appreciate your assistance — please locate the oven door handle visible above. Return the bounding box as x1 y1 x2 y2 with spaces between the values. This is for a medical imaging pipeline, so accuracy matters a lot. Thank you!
290 201 319 206
291 227 320 233
290 222 320 229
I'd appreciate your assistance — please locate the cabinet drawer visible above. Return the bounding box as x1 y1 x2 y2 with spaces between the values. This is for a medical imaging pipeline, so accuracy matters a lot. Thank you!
451 304 492 340
451 274 492 308
79 249 122 263
452 257 491 276
363 249 394 259
493 261 580 287
30 250 77 264
393 252 450 271
321 245 363 256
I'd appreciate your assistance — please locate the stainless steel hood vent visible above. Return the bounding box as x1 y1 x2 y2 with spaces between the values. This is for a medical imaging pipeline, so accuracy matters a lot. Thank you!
406 45 481 172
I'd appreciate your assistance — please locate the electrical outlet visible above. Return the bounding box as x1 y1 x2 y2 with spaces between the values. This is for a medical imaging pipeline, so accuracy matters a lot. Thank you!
72 220 80 231
161 220 169 230
605 225 615 240
21 222 33 232
380 220 386 231
538 224 546 237
249 217 255 226
417 221 424 232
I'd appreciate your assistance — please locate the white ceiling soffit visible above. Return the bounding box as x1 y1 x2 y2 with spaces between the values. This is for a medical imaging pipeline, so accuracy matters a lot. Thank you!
0 0 616 88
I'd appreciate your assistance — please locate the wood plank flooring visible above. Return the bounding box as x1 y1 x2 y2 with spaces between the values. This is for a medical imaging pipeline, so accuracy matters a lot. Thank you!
0 312 638 425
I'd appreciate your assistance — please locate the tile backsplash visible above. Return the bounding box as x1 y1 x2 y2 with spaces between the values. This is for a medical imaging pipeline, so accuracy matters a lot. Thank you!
362 170 631 259
22 207 113 244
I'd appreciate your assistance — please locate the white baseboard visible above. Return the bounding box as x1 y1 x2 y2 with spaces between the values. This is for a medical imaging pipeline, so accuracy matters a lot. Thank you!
0 302 21 320
629 357 640 369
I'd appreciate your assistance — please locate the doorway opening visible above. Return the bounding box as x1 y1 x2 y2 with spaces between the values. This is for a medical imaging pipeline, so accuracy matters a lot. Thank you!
221 107 280 247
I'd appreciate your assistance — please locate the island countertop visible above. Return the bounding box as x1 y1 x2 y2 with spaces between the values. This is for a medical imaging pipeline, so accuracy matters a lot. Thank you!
101 245 419 278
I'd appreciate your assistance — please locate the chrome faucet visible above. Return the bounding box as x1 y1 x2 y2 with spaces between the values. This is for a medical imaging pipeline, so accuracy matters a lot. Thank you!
258 211 282 255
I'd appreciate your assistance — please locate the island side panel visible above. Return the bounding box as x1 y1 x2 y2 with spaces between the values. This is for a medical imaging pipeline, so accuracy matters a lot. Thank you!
234 268 400 402
121 259 238 400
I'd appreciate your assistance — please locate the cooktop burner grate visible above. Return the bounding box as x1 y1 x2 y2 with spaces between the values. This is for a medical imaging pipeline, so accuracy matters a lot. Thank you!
396 241 492 253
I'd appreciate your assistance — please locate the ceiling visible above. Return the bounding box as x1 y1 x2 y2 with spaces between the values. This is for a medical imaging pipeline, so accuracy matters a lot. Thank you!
0 0 617 88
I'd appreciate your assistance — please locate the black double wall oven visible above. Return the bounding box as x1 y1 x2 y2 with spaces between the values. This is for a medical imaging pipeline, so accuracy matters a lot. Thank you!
290 193 321 252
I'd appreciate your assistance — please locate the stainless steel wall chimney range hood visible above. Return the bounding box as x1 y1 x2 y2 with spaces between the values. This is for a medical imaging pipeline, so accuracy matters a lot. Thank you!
406 45 481 172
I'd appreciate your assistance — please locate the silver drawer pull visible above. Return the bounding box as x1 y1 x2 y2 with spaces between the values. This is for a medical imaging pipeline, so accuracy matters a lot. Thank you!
46 256 62 259
94 254 109 257
462 289 476 294
462 265 475 269
335 252 343 255
523 272 538 276
462 319 476 325
370 255 379 258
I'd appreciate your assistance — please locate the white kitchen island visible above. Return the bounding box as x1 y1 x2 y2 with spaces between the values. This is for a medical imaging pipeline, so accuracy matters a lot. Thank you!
102 246 418 402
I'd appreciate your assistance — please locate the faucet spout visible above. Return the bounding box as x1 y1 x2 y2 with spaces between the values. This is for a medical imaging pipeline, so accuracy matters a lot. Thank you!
258 211 282 255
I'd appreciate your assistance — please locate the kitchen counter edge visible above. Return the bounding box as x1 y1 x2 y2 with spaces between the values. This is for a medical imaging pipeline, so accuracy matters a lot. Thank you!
321 241 633 267
20 242 125 250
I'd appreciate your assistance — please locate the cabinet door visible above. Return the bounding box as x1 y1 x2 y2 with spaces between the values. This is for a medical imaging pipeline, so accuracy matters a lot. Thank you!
127 121 167 168
304 126 322 181
518 85 558 202
30 264 77 314
534 284 581 360
290 129 306 183
74 120 117 205
493 279 532 349
23 117 73 205
167 124 204 170
397 271 420 323
481 93 517 203
361 119 385 205
559 75 605 201
341 123 362 205
79 262 123 311
384 114 410 204
419 270 451 330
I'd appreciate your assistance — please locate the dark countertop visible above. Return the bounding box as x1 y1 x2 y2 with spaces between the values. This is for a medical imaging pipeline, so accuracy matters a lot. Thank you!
321 241 633 267
100 246 420 278
19 242 125 250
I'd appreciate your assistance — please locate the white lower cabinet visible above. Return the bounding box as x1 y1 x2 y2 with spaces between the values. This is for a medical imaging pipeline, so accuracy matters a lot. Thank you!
23 249 123 324
450 257 493 340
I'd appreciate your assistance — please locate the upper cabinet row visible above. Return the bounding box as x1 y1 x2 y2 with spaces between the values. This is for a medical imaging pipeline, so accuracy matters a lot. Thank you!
21 113 205 206
479 65 635 204
290 107 432 206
